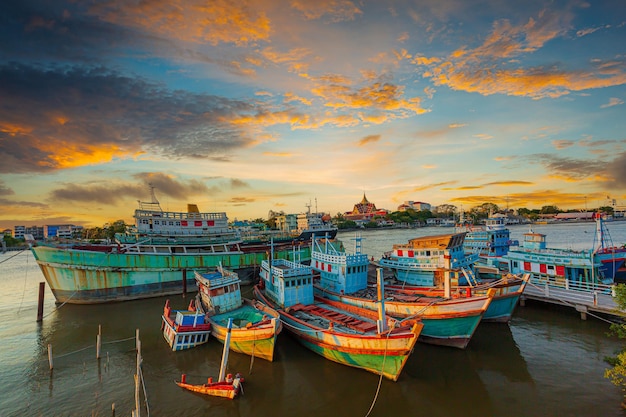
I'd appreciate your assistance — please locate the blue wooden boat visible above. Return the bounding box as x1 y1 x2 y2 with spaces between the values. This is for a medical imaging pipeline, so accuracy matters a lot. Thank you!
254 253 422 381
503 214 626 317
311 236 493 348
161 299 211 351
374 231 526 323
194 266 282 361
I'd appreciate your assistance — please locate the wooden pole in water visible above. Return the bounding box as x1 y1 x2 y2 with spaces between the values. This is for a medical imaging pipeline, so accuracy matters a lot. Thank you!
182 269 187 296
48 343 53 370
111 403 115 417
96 324 102 359
134 330 141 417
37 282 45 322
218 318 233 382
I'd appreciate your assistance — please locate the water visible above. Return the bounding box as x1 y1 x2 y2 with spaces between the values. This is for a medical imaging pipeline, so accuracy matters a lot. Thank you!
1 221 626 417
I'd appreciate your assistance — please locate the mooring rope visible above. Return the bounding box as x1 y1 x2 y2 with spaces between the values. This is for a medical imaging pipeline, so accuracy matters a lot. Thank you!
364 326 393 417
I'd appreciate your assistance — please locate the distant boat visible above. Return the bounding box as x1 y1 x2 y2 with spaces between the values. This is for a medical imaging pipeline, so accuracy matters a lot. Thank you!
175 318 245 399
30 186 310 304
194 266 281 361
254 249 422 381
295 202 337 241
161 299 212 351
311 235 493 348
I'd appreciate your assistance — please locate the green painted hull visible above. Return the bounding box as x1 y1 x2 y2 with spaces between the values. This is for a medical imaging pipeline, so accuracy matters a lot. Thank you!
31 245 311 304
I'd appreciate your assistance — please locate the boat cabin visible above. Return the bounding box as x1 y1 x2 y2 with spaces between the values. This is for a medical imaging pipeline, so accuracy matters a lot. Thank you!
195 268 242 314
260 259 313 308
310 237 369 294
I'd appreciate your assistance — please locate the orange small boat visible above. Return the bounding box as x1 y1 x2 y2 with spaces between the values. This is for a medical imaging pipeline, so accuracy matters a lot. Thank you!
175 373 244 399
175 318 245 399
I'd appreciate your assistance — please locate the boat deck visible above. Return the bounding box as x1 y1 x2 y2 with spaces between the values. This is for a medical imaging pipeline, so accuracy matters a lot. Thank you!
290 304 378 333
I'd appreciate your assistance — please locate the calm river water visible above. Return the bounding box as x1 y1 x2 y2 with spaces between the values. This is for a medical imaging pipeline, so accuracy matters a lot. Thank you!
1 220 626 417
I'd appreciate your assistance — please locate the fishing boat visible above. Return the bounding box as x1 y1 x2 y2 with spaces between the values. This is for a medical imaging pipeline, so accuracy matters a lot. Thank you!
29 187 311 304
194 266 281 361
504 214 626 318
161 299 212 351
175 318 245 399
458 212 519 273
311 235 494 348
373 231 528 323
295 209 337 241
254 254 422 381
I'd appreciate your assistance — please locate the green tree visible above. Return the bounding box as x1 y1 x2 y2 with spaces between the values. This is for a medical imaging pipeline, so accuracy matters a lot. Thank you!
605 284 626 407
540 205 560 214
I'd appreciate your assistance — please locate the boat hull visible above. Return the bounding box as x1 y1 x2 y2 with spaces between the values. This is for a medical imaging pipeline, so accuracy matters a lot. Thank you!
207 300 282 362
253 286 421 381
385 275 529 323
314 286 492 349
175 378 243 399
162 317 211 351
31 245 311 304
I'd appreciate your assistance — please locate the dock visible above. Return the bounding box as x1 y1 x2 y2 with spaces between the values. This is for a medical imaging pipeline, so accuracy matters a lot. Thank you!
520 278 622 320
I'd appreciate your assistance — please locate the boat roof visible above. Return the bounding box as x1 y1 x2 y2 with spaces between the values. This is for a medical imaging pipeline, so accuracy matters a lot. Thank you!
400 232 466 249
195 268 240 288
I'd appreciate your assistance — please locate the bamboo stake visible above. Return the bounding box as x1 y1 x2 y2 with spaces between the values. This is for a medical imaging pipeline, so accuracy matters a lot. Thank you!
37 282 45 322
96 324 102 359
48 344 53 370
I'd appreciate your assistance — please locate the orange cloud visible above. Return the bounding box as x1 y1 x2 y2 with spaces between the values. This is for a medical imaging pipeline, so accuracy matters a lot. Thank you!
36 141 134 169
358 134 381 146
411 10 626 99
91 0 272 46
291 0 362 22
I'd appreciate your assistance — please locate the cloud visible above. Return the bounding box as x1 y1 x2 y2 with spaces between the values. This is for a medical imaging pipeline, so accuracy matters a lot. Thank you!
0 63 263 173
600 97 624 108
358 134 381 146
290 0 362 22
0 181 14 196
412 9 626 99
49 174 213 205
230 179 251 188
531 152 626 189
91 0 272 46
552 140 575 150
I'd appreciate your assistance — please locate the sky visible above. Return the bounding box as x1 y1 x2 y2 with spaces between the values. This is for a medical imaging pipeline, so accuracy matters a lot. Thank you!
1 0 626 230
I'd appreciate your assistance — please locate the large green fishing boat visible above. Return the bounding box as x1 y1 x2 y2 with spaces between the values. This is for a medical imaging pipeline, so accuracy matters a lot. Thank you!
30 189 311 304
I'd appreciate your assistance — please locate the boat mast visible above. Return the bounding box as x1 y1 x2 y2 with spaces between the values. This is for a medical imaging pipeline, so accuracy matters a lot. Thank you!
376 268 388 333
218 318 233 382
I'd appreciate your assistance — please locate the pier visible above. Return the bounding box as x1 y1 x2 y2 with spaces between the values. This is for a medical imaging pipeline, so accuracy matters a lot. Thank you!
521 278 622 320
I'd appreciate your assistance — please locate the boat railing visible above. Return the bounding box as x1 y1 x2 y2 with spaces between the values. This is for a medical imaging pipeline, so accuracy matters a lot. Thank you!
524 276 619 312
527 275 614 295
379 258 443 270
263 259 312 278
312 251 369 266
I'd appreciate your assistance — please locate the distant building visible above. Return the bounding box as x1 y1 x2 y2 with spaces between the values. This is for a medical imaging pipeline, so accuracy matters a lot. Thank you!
397 201 431 212
2 229 12 237
553 212 594 221
344 194 389 225
45 224 83 239
25 226 44 240
275 214 298 233
14 226 25 239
